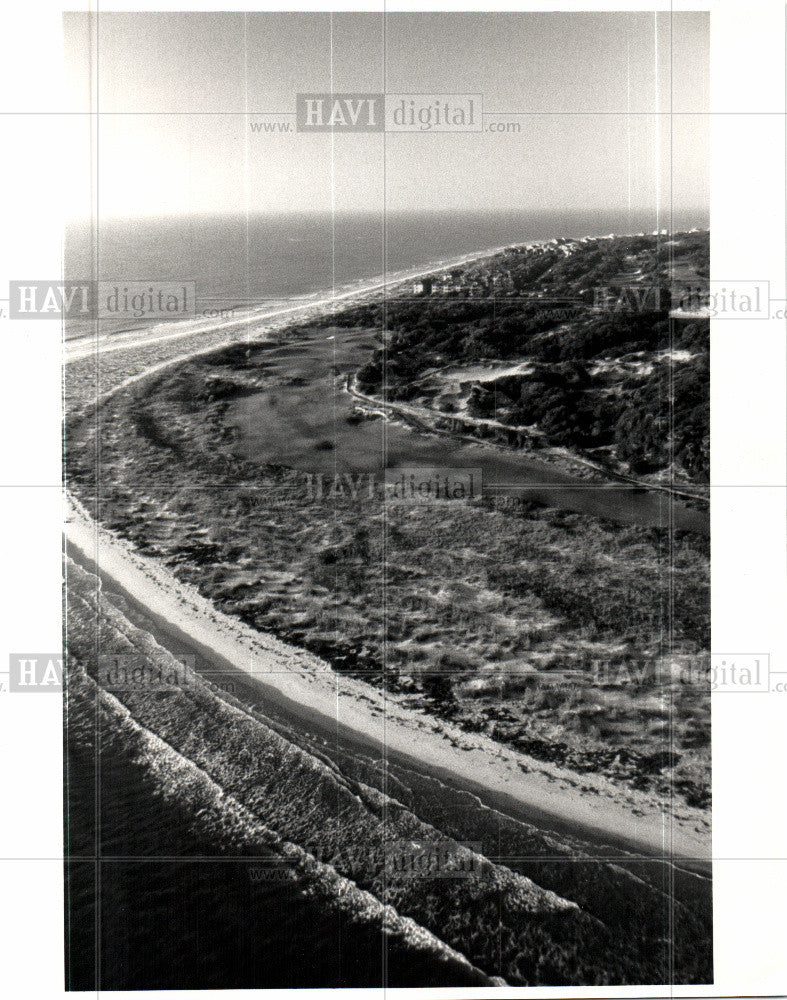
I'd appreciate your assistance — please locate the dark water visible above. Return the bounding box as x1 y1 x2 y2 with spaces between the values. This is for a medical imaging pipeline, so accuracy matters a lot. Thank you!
65 208 708 336
65 209 709 531
65 732 487 990
228 326 709 533
64 543 712 989
64 209 711 987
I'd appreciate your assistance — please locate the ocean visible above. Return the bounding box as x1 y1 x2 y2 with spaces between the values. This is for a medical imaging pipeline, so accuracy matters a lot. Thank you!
63 209 711 988
64 208 708 336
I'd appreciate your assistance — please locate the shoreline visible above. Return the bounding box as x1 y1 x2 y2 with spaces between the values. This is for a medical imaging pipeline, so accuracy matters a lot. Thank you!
64 226 711 872
65 224 701 362
64 238 524 363
64 491 710 868
66 228 709 513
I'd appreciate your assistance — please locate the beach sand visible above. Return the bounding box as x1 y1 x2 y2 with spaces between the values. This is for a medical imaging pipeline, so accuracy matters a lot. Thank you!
65 490 710 866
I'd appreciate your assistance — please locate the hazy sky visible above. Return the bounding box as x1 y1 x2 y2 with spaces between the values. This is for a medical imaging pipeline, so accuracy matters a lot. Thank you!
63 11 709 218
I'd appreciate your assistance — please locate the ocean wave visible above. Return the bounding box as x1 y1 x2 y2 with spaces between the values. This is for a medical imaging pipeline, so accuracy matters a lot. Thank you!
65 554 668 986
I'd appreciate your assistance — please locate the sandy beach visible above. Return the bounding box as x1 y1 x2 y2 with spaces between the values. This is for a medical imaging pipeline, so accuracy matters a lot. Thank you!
51 9 723 989
64 239 711 873
65 240 522 363
64 487 710 866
